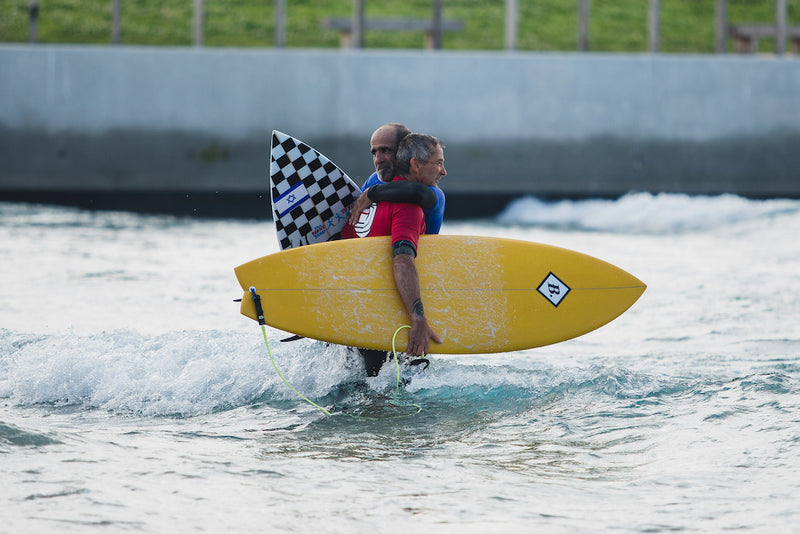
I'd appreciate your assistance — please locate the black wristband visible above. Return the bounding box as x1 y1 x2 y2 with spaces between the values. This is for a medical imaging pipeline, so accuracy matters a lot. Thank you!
392 240 417 258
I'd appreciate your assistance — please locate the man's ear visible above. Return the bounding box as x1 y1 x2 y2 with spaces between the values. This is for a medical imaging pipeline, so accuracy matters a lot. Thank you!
409 157 421 173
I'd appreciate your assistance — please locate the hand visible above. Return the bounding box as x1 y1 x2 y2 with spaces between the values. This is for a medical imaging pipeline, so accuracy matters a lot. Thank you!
406 315 442 357
348 189 373 226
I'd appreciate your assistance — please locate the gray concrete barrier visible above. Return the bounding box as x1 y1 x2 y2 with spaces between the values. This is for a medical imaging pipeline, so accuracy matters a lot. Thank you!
1 45 799 215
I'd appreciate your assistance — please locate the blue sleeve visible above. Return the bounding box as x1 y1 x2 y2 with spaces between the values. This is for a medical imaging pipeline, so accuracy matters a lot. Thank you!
365 172 444 234
423 186 446 235
362 172 381 189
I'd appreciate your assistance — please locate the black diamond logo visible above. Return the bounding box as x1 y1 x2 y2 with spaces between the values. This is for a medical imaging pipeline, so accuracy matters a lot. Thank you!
537 272 571 307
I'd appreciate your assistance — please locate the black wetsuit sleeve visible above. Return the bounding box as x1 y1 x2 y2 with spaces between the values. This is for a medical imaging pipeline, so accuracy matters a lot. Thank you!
392 240 417 258
367 182 436 210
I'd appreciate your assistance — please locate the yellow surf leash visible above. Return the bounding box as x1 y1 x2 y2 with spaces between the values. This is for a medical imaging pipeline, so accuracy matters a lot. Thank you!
250 287 331 415
250 287 422 418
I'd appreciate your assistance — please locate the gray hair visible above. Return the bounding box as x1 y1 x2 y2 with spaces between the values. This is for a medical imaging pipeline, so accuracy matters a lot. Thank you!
396 133 443 176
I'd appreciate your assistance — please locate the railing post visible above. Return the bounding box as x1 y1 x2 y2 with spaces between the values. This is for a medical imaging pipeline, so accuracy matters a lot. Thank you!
28 0 39 43
578 0 589 52
649 0 660 52
432 0 443 49
351 0 364 48
275 0 286 48
111 0 121 44
776 0 787 55
715 0 727 53
505 0 518 51
194 0 203 47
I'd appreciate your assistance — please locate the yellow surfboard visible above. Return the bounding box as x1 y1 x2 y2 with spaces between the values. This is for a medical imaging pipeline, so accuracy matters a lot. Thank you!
234 235 645 354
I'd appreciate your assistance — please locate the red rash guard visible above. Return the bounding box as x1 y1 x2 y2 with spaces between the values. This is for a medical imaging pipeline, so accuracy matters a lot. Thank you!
341 177 426 254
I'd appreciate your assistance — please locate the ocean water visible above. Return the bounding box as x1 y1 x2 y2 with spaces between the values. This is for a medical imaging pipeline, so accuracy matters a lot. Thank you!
1 193 799 533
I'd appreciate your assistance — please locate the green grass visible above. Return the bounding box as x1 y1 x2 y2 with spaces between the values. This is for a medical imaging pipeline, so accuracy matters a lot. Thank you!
1 0 799 53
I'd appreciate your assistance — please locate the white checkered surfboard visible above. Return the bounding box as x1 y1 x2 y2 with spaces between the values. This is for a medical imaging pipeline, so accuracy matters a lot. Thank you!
269 131 361 250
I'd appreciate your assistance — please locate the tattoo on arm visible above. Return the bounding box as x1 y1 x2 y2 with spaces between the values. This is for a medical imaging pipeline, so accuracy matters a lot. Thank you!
412 298 424 317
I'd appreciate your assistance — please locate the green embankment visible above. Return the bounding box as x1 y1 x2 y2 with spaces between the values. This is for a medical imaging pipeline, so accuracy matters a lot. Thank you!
1 0 798 53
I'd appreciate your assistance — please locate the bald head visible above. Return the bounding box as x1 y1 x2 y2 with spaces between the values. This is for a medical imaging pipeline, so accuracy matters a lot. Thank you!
370 123 411 181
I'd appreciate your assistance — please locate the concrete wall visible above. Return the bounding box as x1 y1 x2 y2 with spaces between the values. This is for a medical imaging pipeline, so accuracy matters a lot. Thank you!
2 44 800 208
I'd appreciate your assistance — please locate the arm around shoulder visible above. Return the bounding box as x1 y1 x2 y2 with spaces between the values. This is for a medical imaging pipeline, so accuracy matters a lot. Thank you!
368 182 436 210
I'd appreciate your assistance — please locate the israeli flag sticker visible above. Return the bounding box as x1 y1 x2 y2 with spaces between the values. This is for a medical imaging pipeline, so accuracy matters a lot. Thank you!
274 182 310 217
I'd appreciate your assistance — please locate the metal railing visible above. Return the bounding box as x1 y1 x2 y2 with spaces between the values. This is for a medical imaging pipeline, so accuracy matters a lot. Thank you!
19 0 799 56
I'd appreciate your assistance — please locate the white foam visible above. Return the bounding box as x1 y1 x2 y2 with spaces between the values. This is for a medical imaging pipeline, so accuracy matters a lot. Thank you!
497 192 800 233
0 328 358 417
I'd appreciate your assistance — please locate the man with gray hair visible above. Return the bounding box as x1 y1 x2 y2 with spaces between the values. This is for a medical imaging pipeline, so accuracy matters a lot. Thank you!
349 123 446 234
342 133 448 375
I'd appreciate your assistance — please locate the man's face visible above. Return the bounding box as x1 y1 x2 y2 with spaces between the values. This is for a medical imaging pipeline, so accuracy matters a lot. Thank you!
370 127 398 181
415 144 447 188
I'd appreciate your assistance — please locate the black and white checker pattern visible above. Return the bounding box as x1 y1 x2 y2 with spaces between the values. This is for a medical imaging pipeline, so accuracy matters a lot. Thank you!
270 131 361 250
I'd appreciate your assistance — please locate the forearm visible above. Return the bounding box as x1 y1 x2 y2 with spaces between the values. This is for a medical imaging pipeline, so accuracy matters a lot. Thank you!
368 182 436 210
348 182 438 227
392 253 424 321
392 254 442 355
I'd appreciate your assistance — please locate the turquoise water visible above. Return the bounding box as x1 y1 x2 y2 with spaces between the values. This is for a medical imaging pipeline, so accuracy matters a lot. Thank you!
1 193 799 533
